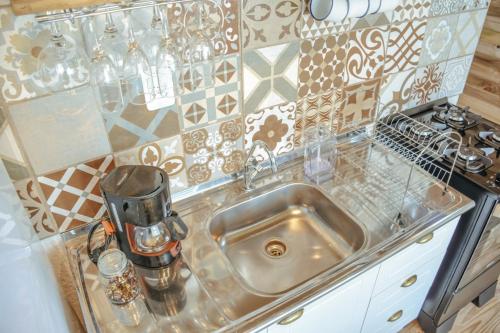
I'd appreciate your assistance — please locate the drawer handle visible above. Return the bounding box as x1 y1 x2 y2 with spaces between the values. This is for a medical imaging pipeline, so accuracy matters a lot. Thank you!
401 274 418 288
278 309 304 325
387 310 403 322
417 232 434 244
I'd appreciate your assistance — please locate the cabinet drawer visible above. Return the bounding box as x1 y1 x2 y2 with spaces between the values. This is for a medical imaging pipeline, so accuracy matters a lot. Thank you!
362 277 432 333
373 217 459 295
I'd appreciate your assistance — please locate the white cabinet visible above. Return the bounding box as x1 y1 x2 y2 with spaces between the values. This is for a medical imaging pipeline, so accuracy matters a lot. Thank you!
265 217 460 333
267 266 379 333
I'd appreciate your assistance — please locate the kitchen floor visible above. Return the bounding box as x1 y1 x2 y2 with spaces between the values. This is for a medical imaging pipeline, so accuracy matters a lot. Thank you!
400 280 500 332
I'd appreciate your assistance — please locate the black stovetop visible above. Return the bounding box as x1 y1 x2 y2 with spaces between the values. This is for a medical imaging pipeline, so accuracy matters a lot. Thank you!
403 100 500 197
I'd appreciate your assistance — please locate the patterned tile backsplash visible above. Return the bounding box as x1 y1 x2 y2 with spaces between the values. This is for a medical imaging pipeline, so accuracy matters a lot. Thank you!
0 0 489 238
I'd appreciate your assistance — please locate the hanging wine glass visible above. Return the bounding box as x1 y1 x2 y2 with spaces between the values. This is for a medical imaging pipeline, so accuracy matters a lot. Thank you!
37 21 89 92
139 1 164 64
99 13 128 76
156 5 181 100
122 10 155 106
185 0 215 88
86 16 124 114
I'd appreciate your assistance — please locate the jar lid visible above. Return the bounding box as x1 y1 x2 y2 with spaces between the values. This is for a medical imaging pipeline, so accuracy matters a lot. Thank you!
97 248 128 278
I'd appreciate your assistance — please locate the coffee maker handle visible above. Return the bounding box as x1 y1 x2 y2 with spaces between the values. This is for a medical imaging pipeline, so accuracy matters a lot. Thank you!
166 212 188 241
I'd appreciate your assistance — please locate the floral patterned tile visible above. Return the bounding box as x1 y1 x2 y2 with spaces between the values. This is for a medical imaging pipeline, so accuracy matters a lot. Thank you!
241 0 302 50
179 55 240 130
384 20 427 75
378 69 416 116
114 136 188 193
182 118 244 186
245 102 296 160
165 0 239 57
429 0 463 16
294 89 341 146
407 62 446 108
439 55 474 98
0 7 85 103
37 155 115 232
14 178 57 239
392 0 431 24
449 9 488 58
301 0 350 39
346 26 389 85
243 42 299 114
336 79 381 134
298 33 348 98
420 15 458 66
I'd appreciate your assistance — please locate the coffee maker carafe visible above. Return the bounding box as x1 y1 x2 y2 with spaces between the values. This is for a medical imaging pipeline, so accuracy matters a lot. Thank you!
100 165 187 268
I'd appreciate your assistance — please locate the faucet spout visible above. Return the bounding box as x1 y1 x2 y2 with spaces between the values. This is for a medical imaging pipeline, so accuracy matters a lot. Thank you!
243 140 277 191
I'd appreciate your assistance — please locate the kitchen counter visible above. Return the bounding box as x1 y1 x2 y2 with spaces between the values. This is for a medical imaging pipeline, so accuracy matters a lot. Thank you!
62 135 475 333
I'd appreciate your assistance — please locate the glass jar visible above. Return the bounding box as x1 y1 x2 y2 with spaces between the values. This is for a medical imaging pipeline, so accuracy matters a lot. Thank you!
98 249 146 326
303 125 337 184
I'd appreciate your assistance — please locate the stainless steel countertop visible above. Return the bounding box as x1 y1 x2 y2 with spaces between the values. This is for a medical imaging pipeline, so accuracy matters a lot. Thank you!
62 138 475 333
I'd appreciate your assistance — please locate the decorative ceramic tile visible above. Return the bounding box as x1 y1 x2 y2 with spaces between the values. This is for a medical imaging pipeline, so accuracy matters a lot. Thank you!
336 79 381 134
301 0 350 39
37 155 115 232
392 0 431 24
294 89 341 146
420 15 458 66
114 136 188 193
182 118 244 186
0 7 86 103
350 12 391 30
384 20 427 75
14 178 57 239
439 55 474 98
245 102 296 160
346 26 389 85
0 121 30 181
243 42 299 114
179 55 240 129
378 69 416 116
429 0 462 16
449 9 488 58
8 87 112 175
241 0 301 49
462 0 489 10
408 62 446 108
165 0 239 57
298 33 348 98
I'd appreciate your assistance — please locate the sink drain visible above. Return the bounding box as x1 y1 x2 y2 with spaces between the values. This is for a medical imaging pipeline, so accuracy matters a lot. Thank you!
264 239 287 258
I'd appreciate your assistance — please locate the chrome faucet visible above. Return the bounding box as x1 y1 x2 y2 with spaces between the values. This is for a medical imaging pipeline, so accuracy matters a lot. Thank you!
243 140 278 191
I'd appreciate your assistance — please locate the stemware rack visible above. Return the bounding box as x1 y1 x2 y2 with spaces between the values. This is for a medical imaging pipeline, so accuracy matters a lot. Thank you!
334 113 463 227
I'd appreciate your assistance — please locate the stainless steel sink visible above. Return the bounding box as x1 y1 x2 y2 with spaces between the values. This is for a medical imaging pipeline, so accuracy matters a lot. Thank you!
209 183 366 295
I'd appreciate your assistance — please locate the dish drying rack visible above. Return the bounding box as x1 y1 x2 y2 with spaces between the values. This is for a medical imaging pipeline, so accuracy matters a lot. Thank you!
334 113 463 228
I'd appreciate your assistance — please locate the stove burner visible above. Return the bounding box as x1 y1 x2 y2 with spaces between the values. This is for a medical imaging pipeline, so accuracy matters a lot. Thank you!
457 146 484 162
492 132 500 143
431 104 479 130
448 108 465 123
409 125 433 139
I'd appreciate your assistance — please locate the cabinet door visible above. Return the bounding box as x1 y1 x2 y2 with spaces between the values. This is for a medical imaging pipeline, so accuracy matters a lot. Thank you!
268 266 379 333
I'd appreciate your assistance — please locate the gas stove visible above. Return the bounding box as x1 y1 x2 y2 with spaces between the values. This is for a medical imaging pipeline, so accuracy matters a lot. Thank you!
432 103 481 131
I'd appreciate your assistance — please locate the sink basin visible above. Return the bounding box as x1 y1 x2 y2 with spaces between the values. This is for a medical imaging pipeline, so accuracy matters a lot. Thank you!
209 183 366 295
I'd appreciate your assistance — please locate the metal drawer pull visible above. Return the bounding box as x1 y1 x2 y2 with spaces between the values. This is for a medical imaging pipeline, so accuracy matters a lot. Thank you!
387 310 403 322
401 274 418 288
278 309 304 325
417 232 434 244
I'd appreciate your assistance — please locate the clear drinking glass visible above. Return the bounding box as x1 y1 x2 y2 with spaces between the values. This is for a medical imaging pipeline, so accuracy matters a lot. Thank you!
86 17 124 114
156 5 180 99
37 22 89 92
99 13 128 76
304 125 337 184
139 1 164 65
122 10 155 106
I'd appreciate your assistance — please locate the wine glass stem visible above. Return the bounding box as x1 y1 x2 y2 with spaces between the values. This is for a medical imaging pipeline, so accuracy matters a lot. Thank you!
88 17 103 56
125 11 137 46
50 21 63 40
104 13 117 33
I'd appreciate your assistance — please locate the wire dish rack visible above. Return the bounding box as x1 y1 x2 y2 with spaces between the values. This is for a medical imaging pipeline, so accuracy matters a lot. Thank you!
334 112 463 228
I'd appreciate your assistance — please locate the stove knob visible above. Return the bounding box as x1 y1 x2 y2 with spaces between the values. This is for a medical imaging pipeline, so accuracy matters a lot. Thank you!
496 173 500 184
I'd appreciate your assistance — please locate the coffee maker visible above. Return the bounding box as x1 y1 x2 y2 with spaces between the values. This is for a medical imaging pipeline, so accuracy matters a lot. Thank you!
100 165 188 268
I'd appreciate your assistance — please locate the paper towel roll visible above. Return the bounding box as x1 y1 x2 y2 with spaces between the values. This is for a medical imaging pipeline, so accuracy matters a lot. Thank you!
327 0 349 21
348 0 370 18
